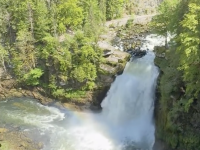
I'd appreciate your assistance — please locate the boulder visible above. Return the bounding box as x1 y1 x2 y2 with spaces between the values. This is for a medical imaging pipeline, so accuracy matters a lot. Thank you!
103 49 113 57
127 48 147 58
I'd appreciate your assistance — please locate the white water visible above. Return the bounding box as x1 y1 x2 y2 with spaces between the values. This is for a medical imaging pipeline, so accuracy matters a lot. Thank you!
0 34 163 150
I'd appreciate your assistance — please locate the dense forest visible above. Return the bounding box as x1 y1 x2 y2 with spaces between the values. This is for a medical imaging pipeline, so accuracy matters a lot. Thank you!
152 0 200 149
0 0 160 101
4 0 200 149
0 0 134 100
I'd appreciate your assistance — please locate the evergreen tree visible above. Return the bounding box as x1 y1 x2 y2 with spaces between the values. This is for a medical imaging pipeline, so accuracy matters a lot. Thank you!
106 0 124 20
57 0 83 31
176 1 200 98
0 0 124 98
154 0 200 149
151 0 179 47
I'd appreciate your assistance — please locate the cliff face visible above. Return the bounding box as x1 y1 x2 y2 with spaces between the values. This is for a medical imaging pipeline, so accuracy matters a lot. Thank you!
125 0 163 15
154 46 200 150
135 0 163 15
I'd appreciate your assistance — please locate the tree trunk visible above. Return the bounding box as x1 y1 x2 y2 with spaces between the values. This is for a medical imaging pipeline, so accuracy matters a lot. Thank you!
28 3 34 37
165 33 168 49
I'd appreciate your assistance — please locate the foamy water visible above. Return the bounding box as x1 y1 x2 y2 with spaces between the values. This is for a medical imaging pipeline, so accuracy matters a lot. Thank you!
0 34 164 150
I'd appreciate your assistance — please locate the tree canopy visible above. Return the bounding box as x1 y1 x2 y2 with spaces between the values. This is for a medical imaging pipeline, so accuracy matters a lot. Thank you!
153 0 200 149
0 0 117 99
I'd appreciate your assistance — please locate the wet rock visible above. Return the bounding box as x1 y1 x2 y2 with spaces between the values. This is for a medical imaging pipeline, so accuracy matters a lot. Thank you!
101 50 130 75
153 139 172 150
127 48 147 58
99 75 114 83
62 103 82 111
89 105 100 111
154 46 166 58
97 40 116 54
133 50 147 58
103 49 113 57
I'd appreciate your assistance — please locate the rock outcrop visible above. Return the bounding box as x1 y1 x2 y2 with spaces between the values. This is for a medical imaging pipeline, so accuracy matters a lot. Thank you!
0 128 42 150
92 49 130 109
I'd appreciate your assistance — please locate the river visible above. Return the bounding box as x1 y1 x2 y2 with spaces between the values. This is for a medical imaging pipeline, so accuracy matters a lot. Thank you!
0 34 164 150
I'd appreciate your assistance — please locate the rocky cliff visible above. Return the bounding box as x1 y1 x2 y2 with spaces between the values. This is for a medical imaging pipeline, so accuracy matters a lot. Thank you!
133 0 163 15
154 46 200 150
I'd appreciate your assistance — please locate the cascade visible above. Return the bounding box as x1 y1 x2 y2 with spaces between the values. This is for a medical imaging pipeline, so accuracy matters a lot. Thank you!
0 34 164 150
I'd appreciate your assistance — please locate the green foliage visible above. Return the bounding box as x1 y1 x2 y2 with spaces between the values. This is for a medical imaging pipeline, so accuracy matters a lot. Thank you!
72 63 97 82
57 0 83 30
0 44 8 71
0 141 10 150
33 0 49 40
176 2 200 98
11 27 36 79
23 68 43 86
52 88 86 99
150 0 179 46
65 90 86 99
80 0 106 39
52 88 65 98
155 1 200 149
125 18 134 28
106 0 125 20
124 0 136 15
53 47 72 72
0 0 129 101
41 35 58 59
176 129 200 150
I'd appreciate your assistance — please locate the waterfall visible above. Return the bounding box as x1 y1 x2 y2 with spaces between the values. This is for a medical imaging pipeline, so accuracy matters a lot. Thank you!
101 51 159 149
0 34 163 150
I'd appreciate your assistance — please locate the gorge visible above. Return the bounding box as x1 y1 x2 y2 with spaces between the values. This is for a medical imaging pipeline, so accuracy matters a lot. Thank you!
1 0 200 150
0 35 164 150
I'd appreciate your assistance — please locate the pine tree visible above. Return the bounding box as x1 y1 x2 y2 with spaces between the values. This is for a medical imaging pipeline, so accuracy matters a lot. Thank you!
151 0 179 47
106 0 124 20
57 0 83 31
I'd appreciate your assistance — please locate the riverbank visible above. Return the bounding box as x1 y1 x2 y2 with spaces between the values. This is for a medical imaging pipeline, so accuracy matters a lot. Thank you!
0 14 154 109
0 14 155 150
0 52 159 150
